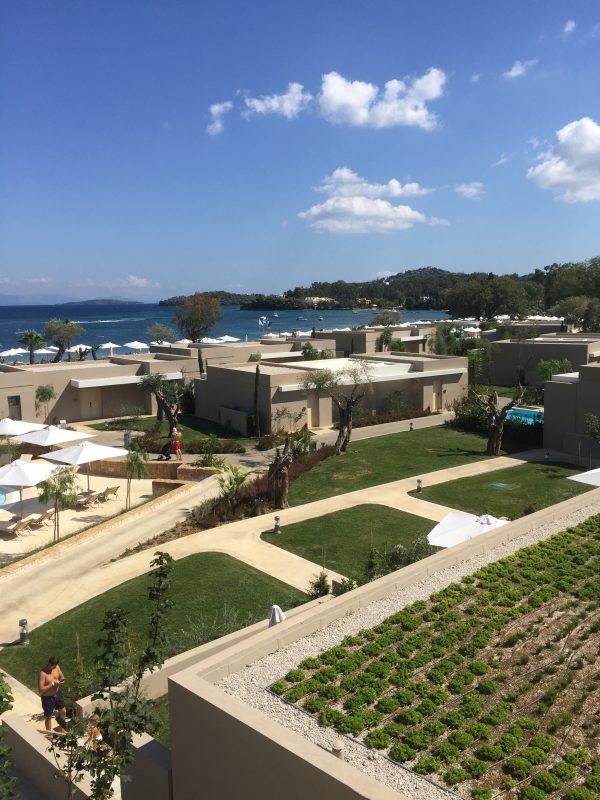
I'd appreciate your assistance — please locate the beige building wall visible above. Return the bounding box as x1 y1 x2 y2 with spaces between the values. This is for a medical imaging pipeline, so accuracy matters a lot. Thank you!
487 339 599 386
0 352 200 424
544 363 600 460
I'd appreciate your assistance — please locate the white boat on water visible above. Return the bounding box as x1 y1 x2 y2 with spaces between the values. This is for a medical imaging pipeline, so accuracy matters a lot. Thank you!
273 313 279 317
297 316 308 321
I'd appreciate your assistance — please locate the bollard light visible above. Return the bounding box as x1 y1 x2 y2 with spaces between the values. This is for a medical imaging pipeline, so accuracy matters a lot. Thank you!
416 479 423 492
19 618 29 646
274 515 281 533
545 451 550 461
409 422 414 432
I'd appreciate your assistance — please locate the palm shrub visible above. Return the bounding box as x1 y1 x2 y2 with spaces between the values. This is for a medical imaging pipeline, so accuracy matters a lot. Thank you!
19 329 45 365
125 448 149 510
38 468 78 542
35 384 56 423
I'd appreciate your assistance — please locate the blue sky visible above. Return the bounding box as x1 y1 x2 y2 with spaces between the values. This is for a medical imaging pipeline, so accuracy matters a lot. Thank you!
1 1 599 302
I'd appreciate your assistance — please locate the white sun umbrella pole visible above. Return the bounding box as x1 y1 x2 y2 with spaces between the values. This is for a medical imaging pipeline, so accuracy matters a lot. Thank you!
44 440 128 492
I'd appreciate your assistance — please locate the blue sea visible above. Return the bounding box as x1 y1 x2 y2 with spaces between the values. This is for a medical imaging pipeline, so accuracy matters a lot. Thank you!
0 303 448 357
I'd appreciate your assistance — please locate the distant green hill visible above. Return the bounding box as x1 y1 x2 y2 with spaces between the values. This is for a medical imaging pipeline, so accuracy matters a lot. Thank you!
60 298 147 306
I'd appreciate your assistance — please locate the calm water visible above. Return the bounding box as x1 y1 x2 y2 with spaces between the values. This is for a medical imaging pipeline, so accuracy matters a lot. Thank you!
0 303 448 356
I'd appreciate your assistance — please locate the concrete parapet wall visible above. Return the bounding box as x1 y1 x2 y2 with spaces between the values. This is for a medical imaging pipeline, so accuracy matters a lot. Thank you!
2 713 91 800
88 459 213 482
122 733 173 800
169 679 400 800
166 487 600 800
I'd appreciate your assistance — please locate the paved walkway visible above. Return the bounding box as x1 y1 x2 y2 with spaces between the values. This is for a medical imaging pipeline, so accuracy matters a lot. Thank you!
0 447 545 648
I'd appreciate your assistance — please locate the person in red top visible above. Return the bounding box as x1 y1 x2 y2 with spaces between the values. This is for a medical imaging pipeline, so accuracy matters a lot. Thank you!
173 428 183 461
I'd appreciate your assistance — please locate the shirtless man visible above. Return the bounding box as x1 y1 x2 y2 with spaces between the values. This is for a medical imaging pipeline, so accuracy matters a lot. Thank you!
38 656 67 731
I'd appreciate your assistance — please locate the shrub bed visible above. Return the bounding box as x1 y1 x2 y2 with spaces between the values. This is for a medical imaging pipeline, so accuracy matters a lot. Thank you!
271 514 600 797
353 408 433 429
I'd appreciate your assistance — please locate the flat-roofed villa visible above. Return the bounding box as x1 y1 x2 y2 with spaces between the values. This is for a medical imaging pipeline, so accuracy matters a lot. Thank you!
195 352 468 435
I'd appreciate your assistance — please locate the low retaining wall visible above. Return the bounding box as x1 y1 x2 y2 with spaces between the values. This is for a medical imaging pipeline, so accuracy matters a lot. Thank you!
89 459 214 482
122 734 173 800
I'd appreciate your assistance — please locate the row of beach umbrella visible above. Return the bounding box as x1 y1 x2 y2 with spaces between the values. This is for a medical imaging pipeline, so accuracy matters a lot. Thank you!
0 417 128 516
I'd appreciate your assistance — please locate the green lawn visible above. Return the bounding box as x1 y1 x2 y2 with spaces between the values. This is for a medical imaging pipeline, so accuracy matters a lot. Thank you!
288 427 516 506
476 383 521 398
412 461 591 520
262 505 435 581
0 553 306 693
90 414 253 446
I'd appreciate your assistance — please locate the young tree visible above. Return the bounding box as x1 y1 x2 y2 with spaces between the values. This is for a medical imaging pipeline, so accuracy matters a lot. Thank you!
267 438 293 508
35 384 56 423
49 553 174 800
125 448 149 510
44 319 85 363
537 358 572 402
370 310 402 327
146 323 178 344
138 373 182 431
471 387 525 456
18 329 45 364
173 293 223 342
0 674 16 799
37 468 79 542
303 361 371 454
379 328 393 351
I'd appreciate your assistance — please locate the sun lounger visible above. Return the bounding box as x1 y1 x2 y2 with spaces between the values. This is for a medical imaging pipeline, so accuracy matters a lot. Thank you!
100 486 120 501
4 517 33 536
27 508 56 528
76 492 102 509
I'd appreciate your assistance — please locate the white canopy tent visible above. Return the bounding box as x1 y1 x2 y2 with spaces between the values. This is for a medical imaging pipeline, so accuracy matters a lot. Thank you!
14 425 93 448
567 468 600 487
427 512 509 548
43 440 128 492
33 347 56 356
200 337 222 344
174 338 192 345
217 335 240 343
66 344 92 353
0 458 63 517
123 341 149 350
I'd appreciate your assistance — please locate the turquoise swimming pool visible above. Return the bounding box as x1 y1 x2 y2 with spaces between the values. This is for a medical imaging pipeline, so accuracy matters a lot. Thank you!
506 408 544 425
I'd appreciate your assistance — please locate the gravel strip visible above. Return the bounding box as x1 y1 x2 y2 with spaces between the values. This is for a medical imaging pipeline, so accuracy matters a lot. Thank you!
218 500 600 799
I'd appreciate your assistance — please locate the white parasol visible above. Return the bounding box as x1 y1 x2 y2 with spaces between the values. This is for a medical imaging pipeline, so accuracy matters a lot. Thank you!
43 440 128 492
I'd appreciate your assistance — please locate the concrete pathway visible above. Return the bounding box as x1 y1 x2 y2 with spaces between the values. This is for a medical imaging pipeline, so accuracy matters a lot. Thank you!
0 448 545 648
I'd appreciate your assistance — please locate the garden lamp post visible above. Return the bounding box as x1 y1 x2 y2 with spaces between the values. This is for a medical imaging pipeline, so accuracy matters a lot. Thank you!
274 515 281 533
19 618 29 646
416 479 423 492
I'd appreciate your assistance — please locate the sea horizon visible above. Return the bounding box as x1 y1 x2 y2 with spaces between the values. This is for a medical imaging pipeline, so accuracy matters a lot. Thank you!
0 303 449 355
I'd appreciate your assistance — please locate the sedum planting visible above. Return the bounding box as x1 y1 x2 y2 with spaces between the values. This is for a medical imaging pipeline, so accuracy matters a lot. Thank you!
271 515 600 799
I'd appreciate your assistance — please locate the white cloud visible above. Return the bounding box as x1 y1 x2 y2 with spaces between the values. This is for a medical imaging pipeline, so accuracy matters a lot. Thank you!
527 116 600 202
299 167 443 233
563 20 576 35
470 73 481 83
492 152 513 167
454 181 485 199
373 270 395 279
0 276 53 285
126 274 160 288
502 58 538 79
206 101 233 135
318 68 447 130
243 82 312 119
316 167 432 199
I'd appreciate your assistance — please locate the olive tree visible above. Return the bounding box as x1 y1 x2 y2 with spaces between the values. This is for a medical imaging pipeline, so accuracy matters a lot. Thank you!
35 384 56 423
44 319 85 362
303 360 372 454
173 293 223 342
471 386 524 456
138 373 183 431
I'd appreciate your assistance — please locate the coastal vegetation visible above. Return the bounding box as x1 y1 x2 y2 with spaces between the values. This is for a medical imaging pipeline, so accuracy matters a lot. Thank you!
271 516 600 798
156 257 600 319
43 318 85 362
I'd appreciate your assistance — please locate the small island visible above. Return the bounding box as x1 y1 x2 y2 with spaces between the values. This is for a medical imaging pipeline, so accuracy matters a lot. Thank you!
59 298 148 306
